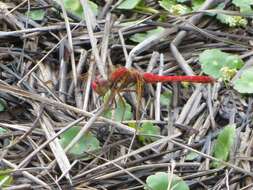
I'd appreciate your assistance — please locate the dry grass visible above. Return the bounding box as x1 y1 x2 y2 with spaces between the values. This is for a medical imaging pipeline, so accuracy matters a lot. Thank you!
0 0 253 189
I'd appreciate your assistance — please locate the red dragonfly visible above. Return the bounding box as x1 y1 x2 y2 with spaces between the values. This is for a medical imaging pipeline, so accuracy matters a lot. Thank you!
92 67 214 118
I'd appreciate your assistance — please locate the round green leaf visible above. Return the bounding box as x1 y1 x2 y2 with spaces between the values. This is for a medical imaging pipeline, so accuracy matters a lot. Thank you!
217 14 247 27
232 0 253 14
26 10 45 21
185 151 199 161
64 0 83 17
138 122 160 144
233 67 253 93
57 0 98 18
170 4 191 15
192 0 205 11
199 49 244 79
115 99 132 121
104 97 133 121
130 33 147 43
216 3 247 27
87 1 98 16
60 126 100 158
160 90 172 106
117 0 142 10
145 172 189 190
159 0 177 11
130 27 165 43
159 0 190 15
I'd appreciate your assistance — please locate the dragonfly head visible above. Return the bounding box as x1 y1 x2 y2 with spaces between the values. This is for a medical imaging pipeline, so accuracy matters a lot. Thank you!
92 76 110 96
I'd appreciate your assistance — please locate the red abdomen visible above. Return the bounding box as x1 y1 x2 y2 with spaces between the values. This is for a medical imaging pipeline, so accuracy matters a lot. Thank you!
143 73 215 83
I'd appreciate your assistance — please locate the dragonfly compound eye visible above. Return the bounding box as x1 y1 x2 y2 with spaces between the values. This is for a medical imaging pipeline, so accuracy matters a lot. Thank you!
91 78 110 96
91 81 98 92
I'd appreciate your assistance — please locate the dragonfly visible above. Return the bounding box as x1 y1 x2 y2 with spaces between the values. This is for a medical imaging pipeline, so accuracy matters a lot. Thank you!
92 67 215 119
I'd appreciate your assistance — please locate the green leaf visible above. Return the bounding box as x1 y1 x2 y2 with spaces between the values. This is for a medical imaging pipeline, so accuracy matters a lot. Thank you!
57 0 98 18
233 67 253 93
0 98 7 112
63 0 83 17
60 126 100 158
130 33 147 43
217 14 248 27
145 172 189 190
128 122 137 129
130 27 165 43
185 151 199 161
216 3 248 27
160 90 172 106
26 10 45 21
104 97 133 121
117 0 142 10
135 5 160 14
87 1 99 16
0 127 7 135
232 0 253 14
159 0 191 15
138 122 160 144
192 0 205 11
192 0 250 26
115 99 133 121
159 0 177 11
0 103 4 112
0 169 13 187
212 124 236 168
199 49 244 80
170 4 191 15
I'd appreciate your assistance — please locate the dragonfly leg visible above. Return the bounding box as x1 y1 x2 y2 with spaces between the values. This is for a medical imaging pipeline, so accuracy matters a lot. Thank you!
135 77 144 121
120 89 136 93
116 91 127 122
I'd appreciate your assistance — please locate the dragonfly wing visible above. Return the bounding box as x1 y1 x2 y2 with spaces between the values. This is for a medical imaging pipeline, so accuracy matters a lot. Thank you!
135 76 144 120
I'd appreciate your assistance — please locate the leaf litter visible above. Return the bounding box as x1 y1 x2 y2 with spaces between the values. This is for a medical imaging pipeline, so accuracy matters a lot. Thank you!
0 0 253 189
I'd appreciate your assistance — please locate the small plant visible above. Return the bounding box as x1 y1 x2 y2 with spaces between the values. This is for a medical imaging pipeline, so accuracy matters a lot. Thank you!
117 0 159 14
55 0 98 18
103 95 133 121
199 49 243 80
216 3 247 27
0 169 13 187
138 122 160 144
159 0 249 27
117 0 142 10
60 126 100 159
192 0 205 11
212 124 236 168
160 90 172 106
185 151 199 161
159 0 191 15
0 98 7 112
199 49 253 94
145 172 189 190
0 127 7 135
233 67 253 93
130 27 165 43
102 94 161 143
232 0 253 14
26 9 45 21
